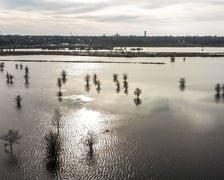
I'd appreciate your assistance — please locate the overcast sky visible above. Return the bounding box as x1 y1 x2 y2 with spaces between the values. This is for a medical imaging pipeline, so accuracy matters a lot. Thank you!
0 0 223 36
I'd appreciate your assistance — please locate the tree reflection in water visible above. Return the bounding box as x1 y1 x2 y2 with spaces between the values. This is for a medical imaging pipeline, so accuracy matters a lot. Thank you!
134 98 142 106
44 130 61 176
84 131 98 166
4 152 19 169
134 88 142 106
85 84 91 92
214 94 221 103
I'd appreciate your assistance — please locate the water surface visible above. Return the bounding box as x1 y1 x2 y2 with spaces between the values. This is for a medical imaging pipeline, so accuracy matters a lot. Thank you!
0 55 224 179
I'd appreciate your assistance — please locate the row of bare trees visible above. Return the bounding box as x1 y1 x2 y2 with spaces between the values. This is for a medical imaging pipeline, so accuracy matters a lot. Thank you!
56 71 142 105
3 64 29 85
86 73 101 92
113 73 128 94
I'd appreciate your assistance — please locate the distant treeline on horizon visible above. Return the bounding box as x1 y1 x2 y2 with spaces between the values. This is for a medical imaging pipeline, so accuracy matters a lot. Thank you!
1 35 224 48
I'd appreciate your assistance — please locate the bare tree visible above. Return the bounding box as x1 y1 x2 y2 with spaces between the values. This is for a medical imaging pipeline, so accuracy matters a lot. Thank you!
57 78 62 96
222 84 224 95
19 64 23 70
113 74 118 82
9 74 14 84
6 72 9 83
93 73 97 85
115 80 120 93
134 88 142 99
134 88 142 106
24 73 29 86
6 72 14 84
61 70 67 83
123 73 128 82
215 83 221 95
85 74 91 87
85 74 91 92
0 129 22 153
171 56 175 62
15 95 22 108
179 78 186 91
25 66 29 75
0 62 4 71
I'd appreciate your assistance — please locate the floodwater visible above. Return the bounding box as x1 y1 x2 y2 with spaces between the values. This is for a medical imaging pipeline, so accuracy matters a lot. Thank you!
0 55 224 180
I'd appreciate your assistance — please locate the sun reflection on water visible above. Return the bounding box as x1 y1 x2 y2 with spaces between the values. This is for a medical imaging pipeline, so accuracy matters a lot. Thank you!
74 108 103 132
62 107 112 150
58 107 119 176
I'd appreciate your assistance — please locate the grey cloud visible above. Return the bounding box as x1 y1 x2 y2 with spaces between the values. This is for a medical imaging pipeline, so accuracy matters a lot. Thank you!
0 0 107 14
2 0 224 14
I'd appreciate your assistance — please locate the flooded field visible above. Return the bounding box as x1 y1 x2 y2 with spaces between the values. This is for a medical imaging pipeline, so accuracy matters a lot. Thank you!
0 55 224 179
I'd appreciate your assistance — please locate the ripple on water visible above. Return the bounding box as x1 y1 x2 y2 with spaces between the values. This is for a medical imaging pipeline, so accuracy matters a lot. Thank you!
63 95 94 104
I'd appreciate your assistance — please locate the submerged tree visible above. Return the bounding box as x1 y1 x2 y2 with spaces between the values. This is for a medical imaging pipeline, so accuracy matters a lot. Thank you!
134 88 142 99
113 74 118 82
170 56 175 63
24 74 29 86
85 74 91 87
6 72 14 84
123 73 128 82
57 78 62 96
134 88 142 106
124 84 128 94
0 62 5 71
123 73 128 94
215 83 221 96
9 74 14 84
6 72 9 83
15 95 22 108
61 70 67 83
93 73 98 85
85 74 91 92
123 81 128 94
222 84 224 95
19 64 23 70
25 66 29 75
0 129 22 153
115 80 120 93
179 78 186 91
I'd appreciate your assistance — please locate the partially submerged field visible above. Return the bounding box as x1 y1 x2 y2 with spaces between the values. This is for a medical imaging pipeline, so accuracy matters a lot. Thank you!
0 55 224 179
